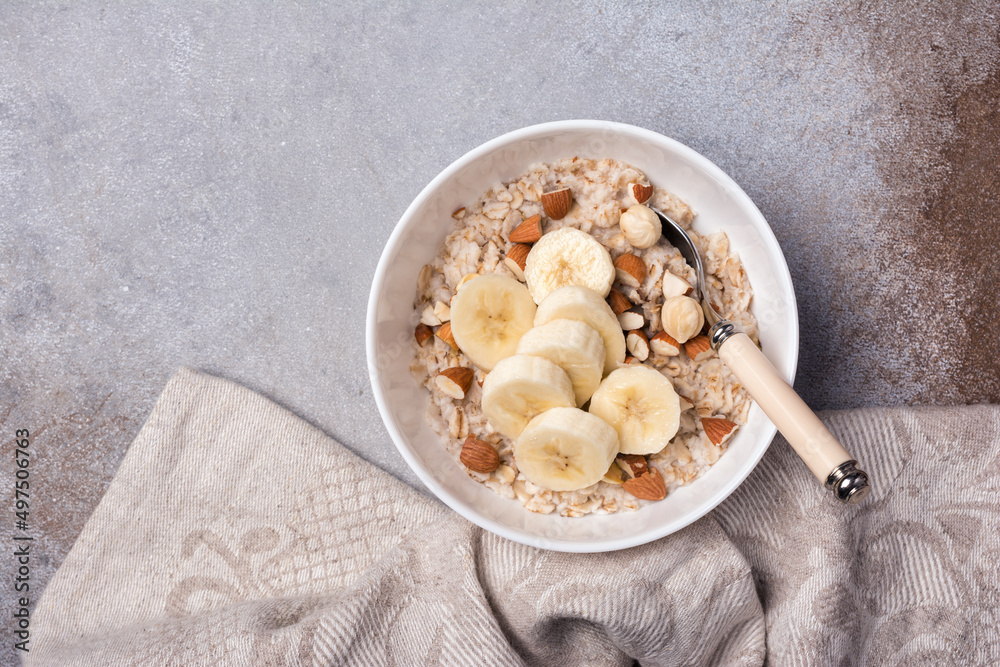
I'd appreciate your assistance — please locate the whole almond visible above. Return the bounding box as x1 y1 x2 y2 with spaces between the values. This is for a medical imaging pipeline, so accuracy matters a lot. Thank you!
435 367 474 399
541 187 572 219
702 417 737 445
613 253 647 288
623 467 667 501
509 215 542 243
460 435 500 473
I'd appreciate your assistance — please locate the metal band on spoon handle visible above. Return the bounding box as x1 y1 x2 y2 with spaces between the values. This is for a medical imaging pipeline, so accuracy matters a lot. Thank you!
709 321 870 504
652 208 871 504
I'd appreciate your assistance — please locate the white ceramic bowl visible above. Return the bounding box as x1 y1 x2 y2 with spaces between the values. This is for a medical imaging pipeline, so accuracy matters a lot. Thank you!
367 120 798 552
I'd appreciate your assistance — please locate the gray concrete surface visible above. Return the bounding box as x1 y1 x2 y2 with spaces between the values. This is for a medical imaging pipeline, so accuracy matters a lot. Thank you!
1 2 998 657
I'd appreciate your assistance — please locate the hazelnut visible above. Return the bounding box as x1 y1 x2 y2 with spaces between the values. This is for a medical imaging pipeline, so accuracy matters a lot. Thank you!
660 296 704 344
618 204 661 249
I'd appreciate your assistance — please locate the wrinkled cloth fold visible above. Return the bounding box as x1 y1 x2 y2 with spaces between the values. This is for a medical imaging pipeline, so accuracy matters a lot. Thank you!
28 369 1000 665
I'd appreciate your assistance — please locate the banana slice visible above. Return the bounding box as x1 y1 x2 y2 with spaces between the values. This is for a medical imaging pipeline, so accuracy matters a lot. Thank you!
588 366 680 455
524 227 615 304
449 274 537 371
481 354 575 439
516 319 605 407
514 407 620 491
534 285 626 375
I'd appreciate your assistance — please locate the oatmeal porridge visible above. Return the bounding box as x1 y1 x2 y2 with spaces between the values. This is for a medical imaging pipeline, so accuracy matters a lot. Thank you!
409 157 759 517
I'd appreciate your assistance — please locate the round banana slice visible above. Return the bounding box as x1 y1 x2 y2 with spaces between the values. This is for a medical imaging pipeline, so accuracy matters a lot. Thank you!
524 227 615 304
449 274 537 371
516 319 605 407
588 366 680 455
514 407 620 492
481 354 575 439
534 285 626 375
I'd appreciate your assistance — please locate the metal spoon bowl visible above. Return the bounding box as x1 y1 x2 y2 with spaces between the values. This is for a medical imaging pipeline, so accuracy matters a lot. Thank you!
653 208 871 504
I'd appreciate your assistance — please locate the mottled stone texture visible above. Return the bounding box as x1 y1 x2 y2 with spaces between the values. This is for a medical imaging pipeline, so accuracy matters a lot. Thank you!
0 1 997 651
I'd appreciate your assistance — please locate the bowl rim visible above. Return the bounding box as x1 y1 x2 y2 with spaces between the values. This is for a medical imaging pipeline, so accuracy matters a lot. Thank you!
366 119 799 552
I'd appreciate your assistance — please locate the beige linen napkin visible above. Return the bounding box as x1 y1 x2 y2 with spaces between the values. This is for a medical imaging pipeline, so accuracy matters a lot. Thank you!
28 369 1000 665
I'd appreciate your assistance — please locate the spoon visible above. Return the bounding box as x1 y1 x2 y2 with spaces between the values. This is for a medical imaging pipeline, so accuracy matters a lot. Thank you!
653 208 871 504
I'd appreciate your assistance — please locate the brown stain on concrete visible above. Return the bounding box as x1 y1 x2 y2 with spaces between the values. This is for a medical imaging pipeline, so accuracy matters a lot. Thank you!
862 8 1000 404
921 69 1000 402
799 2 1000 407
752 2 1000 409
